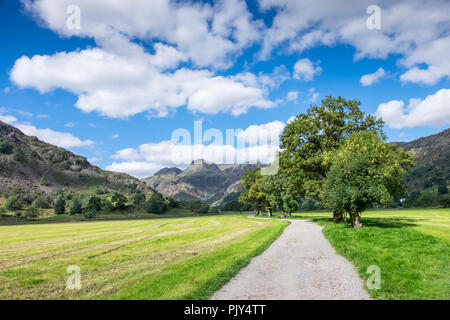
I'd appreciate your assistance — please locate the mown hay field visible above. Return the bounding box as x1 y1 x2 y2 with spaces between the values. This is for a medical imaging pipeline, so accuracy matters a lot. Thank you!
0 215 288 299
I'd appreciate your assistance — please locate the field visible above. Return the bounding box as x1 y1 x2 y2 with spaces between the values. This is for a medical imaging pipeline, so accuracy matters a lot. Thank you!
277 208 450 300
0 215 288 299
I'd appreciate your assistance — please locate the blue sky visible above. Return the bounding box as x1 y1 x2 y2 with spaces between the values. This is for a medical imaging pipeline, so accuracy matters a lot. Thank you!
0 0 449 177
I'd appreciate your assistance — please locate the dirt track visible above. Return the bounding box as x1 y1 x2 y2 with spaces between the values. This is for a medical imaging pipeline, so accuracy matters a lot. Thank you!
211 218 371 300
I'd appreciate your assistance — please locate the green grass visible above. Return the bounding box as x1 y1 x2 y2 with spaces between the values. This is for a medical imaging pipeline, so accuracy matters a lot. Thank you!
0 215 288 299
273 208 450 300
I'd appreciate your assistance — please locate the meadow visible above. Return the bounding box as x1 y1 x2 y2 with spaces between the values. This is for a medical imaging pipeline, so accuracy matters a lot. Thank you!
277 208 450 300
0 215 288 299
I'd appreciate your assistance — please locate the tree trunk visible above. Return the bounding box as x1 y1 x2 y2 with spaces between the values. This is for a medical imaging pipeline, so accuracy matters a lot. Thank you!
333 211 344 223
281 210 286 218
258 208 262 216
267 208 272 217
350 211 364 228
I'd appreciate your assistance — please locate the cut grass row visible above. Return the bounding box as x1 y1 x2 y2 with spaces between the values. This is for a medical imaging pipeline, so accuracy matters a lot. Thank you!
274 208 450 300
0 215 288 299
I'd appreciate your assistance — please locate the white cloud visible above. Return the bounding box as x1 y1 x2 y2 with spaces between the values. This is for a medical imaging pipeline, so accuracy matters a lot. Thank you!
112 134 120 139
11 43 277 118
65 122 77 128
237 120 285 145
360 68 386 86
305 88 319 103
259 0 450 85
0 114 18 124
0 113 93 148
16 124 94 148
107 120 288 177
21 0 262 69
106 161 170 179
286 91 299 101
293 58 322 81
88 157 102 163
375 89 450 129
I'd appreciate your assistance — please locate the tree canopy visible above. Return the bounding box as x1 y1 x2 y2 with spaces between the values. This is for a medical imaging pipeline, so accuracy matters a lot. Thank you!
321 131 413 227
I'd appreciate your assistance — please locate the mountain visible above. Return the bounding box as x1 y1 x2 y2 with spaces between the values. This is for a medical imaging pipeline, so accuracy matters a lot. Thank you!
142 159 265 205
0 121 150 195
395 128 449 200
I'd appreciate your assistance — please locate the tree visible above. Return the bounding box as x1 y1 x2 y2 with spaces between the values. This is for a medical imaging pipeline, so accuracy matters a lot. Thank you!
145 193 166 214
438 182 448 195
439 194 450 208
132 193 146 205
208 206 220 213
0 139 13 154
321 131 413 227
32 195 50 209
83 208 96 218
279 96 384 223
414 191 438 208
87 196 102 211
25 207 40 219
13 148 27 163
54 196 66 215
70 198 82 215
222 200 242 212
5 195 24 211
239 168 267 216
111 192 127 210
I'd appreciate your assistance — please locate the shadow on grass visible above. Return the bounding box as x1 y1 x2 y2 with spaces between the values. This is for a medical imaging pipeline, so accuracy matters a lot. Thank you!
298 216 423 229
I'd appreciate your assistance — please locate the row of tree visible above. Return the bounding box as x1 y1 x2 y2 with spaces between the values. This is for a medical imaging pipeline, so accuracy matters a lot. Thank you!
240 96 414 228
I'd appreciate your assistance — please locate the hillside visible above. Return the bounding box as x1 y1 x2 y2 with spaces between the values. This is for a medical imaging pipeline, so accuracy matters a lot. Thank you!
142 159 265 205
395 128 450 203
0 121 150 195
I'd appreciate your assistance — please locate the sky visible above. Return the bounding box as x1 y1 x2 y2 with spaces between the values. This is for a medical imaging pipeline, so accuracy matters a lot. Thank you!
0 0 449 178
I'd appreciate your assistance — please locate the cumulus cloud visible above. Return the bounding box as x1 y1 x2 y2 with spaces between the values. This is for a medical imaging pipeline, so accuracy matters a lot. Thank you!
259 0 450 85
11 42 277 118
21 0 262 69
107 120 287 177
360 68 386 86
375 89 450 129
286 91 299 101
0 113 93 148
293 58 322 81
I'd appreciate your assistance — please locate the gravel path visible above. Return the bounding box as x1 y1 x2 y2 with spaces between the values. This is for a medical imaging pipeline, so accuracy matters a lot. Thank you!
211 218 371 300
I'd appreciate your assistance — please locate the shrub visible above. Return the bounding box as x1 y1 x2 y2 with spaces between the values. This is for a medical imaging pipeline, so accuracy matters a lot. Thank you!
70 198 83 215
103 199 113 211
145 193 167 214
438 182 448 195
414 191 438 208
439 194 450 208
222 200 241 212
54 196 66 214
83 208 96 218
111 192 127 210
5 195 24 211
0 139 13 154
13 148 27 163
87 196 102 211
32 195 50 209
197 203 210 214
25 207 40 219
168 197 179 208
208 206 219 213
133 193 146 205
